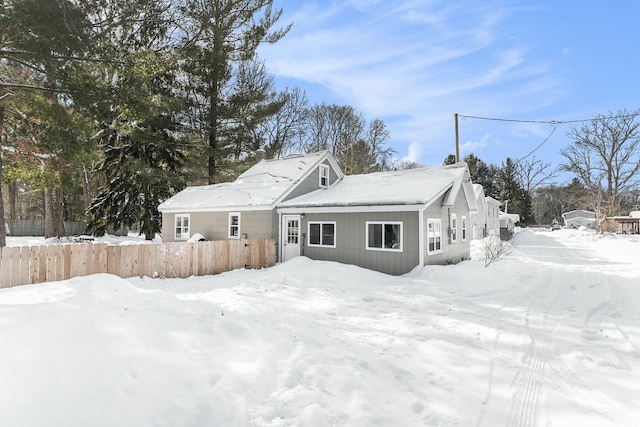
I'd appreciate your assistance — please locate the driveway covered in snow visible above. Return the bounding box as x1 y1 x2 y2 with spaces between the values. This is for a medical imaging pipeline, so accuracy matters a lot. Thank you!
0 228 638 426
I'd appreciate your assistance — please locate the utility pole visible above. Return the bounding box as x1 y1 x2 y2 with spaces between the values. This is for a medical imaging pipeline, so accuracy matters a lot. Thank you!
454 113 460 163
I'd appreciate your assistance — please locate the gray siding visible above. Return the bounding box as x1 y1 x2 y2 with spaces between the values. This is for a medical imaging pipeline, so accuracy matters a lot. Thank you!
423 188 471 265
301 211 419 275
283 160 340 201
162 210 276 242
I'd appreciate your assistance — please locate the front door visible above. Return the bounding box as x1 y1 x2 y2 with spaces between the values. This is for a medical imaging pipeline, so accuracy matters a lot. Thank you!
281 215 301 262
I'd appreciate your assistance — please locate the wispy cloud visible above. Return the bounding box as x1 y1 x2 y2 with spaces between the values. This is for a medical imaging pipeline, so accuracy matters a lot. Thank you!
261 1 565 165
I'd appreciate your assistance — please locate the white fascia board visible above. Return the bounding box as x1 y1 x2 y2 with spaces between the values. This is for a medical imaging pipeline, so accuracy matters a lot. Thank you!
277 203 425 215
423 183 454 210
159 205 274 214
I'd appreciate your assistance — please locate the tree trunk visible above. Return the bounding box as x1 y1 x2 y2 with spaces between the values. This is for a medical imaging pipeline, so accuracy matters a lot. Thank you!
81 164 92 216
0 98 6 247
8 181 17 220
44 187 65 238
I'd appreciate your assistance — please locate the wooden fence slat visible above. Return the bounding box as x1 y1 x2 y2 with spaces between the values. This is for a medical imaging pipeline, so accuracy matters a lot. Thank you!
96 243 108 275
38 246 47 283
19 247 30 286
63 245 72 280
29 247 39 285
1 247 13 288
55 246 65 282
46 246 56 283
10 246 22 286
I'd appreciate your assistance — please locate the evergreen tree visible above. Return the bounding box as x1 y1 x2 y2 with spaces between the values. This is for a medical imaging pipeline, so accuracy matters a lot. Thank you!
178 0 291 183
498 158 534 225
85 45 187 240
463 153 500 198
0 0 93 245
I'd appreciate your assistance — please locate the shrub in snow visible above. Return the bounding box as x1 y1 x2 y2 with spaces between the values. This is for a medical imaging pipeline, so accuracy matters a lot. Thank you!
482 236 512 267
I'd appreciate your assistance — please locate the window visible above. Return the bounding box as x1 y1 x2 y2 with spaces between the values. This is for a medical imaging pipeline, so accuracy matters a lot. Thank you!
175 214 190 240
427 218 442 254
366 221 402 252
228 212 241 239
286 218 299 244
319 164 330 188
451 213 457 243
308 222 336 247
462 216 467 241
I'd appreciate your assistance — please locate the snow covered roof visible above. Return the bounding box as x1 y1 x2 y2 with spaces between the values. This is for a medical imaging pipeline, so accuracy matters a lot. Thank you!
473 184 485 200
562 210 596 220
158 151 333 212
279 163 471 208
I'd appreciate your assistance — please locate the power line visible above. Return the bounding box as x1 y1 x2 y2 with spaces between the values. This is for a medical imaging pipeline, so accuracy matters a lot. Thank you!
458 111 640 125
455 110 640 162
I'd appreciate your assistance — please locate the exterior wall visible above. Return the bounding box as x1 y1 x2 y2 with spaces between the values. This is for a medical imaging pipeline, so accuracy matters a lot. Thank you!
283 159 340 201
162 210 276 242
486 201 501 236
565 217 596 228
423 188 471 266
470 197 487 240
300 211 419 275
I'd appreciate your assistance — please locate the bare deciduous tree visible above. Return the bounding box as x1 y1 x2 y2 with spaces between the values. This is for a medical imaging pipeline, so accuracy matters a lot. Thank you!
516 156 558 194
560 110 640 216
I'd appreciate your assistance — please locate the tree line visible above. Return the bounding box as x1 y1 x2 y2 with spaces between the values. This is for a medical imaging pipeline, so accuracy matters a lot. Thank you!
0 0 394 246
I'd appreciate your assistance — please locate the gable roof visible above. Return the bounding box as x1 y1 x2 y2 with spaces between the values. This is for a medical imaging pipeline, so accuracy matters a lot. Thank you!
279 163 476 210
158 151 341 212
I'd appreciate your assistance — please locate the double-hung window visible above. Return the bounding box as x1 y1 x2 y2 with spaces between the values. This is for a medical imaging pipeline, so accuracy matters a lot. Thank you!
427 218 442 254
308 222 336 247
175 214 190 240
450 213 458 243
366 221 402 252
319 165 330 188
228 212 241 239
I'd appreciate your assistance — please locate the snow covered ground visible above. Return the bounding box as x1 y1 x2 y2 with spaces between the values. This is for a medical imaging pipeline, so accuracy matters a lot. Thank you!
0 228 639 426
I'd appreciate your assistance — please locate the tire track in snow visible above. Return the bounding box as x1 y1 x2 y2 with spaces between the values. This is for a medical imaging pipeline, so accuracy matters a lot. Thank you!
506 270 563 427
474 287 538 427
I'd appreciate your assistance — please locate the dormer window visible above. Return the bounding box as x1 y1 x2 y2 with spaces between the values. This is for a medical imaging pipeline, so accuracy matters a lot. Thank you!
319 164 330 188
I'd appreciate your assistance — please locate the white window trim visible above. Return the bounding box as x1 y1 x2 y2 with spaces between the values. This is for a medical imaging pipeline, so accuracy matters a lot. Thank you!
319 164 330 188
365 221 403 252
307 221 336 248
175 214 190 240
228 212 241 239
427 218 442 255
451 213 458 243
462 215 467 242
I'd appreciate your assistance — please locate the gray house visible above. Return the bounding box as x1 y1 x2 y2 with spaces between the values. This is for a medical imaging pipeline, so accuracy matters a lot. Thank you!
159 151 478 275
562 210 596 229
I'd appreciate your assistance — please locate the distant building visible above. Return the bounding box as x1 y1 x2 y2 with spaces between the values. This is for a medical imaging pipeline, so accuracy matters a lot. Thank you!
499 212 520 240
600 211 640 234
562 210 596 229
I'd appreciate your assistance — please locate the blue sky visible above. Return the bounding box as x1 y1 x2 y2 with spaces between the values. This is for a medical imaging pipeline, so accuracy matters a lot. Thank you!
258 1 640 180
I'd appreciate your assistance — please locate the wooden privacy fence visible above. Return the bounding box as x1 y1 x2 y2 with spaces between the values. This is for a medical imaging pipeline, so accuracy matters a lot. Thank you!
0 239 276 289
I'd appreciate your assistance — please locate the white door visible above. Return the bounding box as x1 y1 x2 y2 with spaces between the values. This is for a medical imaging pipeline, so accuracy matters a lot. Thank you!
281 215 301 262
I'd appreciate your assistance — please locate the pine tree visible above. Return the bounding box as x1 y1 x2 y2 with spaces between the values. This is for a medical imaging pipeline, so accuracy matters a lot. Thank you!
1 0 93 245
178 0 291 183
85 46 187 240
